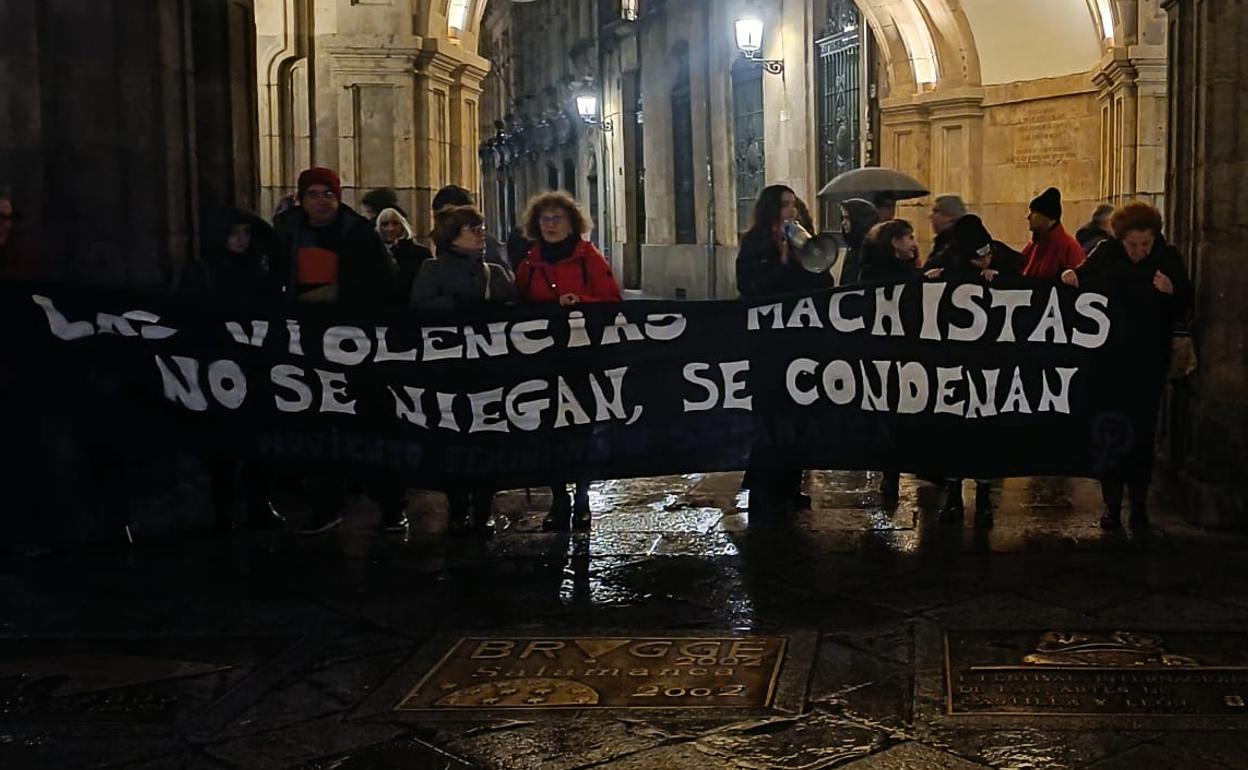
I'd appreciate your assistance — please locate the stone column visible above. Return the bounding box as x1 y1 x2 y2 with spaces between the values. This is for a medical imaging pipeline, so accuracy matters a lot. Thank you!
1163 0 1248 528
1094 46 1168 209
450 62 489 206
414 40 488 240
878 100 933 249
0 0 258 288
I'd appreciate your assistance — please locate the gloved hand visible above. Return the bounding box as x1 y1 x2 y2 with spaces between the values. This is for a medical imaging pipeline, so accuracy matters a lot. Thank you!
1169 334 1198 380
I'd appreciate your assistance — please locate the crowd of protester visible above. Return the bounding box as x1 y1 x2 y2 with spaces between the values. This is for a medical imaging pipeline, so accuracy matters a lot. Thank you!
0 167 1193 543
735 184 1192 532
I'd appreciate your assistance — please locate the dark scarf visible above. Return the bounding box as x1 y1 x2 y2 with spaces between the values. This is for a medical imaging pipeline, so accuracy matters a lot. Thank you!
539 235 580 264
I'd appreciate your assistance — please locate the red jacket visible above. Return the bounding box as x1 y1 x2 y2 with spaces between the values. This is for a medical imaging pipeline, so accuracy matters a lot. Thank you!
1022 223 1084 279
515 238 622 304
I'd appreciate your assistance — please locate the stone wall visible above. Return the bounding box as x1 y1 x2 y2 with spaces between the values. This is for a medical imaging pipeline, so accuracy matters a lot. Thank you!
0 0 259 288
977 77 1104 250
1164 0 1248 528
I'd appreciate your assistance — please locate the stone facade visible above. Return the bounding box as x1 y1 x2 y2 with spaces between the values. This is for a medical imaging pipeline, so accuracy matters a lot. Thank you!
476 0 607 269
0 0 260 287
478 0 1170 299
255 0 489 241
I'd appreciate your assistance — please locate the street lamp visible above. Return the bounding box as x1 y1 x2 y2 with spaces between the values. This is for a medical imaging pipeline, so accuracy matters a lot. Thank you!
576 94 613 132
734 18 784 75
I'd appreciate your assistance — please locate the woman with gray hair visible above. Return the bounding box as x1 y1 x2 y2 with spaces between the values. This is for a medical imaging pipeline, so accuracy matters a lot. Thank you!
376 207 432 302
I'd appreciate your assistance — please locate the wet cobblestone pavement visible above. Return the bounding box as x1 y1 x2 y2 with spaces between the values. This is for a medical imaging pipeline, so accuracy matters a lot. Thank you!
4 471 1248 769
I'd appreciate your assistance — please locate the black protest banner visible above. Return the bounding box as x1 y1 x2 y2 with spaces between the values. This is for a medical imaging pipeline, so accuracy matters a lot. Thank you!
1 278 1166 488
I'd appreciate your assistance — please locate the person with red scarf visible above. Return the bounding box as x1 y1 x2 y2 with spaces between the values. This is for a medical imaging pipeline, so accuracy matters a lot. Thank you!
1021 187 1084 279
514 191 621 532
514 192 621 307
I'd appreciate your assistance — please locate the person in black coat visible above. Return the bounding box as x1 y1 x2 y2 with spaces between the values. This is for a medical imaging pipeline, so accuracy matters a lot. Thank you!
857 218 920 498
273 167 407 535
923 214 1020 527
1075 204 1115 255
376 207 433 303
272 169 396 307
858 219 920 283
506 225 533 271
1062 202 1193 530
182 208 285 532
183 209 282 301
923 214 1024 283
736 184 831 298
736 185 831 525
838 198 880 285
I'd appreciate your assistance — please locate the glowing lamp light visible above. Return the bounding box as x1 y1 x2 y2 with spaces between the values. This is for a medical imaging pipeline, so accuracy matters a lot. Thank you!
576 95 599 123
734 18 764 56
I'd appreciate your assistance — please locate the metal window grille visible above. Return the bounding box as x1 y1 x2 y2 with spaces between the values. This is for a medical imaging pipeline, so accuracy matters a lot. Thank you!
672 47 696 244
732 62 765 233
816 0 864 228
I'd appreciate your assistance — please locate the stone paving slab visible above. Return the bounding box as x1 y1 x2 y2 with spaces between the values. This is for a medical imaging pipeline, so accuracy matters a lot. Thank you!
5 471 1248 769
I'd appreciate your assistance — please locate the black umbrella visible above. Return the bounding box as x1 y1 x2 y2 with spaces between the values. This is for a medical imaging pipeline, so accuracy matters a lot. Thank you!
817 167 929 201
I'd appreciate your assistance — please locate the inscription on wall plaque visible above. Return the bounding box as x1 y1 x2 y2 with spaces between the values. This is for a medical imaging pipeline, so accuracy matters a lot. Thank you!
946 631 1248 716
397 636 787 711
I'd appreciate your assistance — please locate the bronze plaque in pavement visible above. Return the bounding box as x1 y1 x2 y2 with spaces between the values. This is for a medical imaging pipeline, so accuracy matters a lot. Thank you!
946 630 1248 717
397 636 787 711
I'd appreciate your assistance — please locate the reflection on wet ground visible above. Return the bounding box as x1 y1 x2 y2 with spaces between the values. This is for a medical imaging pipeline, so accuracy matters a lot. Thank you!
3 471 1248 768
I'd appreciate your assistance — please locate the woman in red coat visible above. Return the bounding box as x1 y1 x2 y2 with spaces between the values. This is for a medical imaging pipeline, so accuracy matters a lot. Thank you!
514 192 622 531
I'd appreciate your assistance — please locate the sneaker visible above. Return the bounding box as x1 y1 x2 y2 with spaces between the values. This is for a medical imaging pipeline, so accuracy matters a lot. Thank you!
1099 508 1123 530
381 509 409 533
542 492 572 533
300 512 342 535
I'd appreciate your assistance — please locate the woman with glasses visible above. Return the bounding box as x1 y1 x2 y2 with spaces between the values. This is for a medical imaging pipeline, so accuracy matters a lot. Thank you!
412 205 515 538
412 205 514 313
514 191 622 532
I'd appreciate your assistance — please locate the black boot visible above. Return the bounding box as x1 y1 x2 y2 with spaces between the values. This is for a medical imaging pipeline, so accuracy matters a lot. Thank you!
1100 479 1124 530
938 480 964 524
973 482 993 528
447 492 471 536
542 486 572 532
469 491 495 539
748 487 787 529
572 485 592 532
878 472 900 498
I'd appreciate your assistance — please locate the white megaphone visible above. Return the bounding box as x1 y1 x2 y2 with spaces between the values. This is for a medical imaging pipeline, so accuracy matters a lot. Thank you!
783 219 845 274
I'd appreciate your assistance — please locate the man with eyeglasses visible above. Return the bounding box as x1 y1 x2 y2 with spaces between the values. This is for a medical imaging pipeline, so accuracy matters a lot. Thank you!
272 167 409 535
273 167 395 305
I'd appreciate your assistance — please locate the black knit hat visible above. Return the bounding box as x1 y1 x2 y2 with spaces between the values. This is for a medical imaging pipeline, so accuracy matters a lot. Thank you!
952 214 993 258
1029 187 1062 221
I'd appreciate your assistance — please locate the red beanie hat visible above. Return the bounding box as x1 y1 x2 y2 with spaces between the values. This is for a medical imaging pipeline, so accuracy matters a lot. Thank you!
297 167 342 199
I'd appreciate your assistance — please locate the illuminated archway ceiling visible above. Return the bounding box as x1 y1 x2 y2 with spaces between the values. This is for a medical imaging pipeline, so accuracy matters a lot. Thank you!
477 0 1112 89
